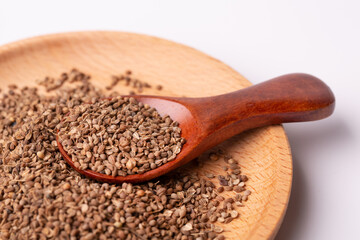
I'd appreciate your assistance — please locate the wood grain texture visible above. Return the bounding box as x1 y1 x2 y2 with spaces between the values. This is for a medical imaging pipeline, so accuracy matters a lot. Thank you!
0 31 293 240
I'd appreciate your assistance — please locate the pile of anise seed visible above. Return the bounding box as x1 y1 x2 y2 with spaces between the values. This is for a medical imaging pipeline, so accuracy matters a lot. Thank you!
0 69 250 239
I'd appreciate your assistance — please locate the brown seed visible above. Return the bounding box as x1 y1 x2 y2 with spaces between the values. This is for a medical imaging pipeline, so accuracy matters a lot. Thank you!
234 186 244 193
213 226 223 233
62 183 71 190
179 205 187 218
229 163 239 170
230 210 239 218
240 175 248 182
136 190 145 197
126 158 136 170
235 194 242 201
37 150 45 159
81 204 89 213
225 198 234 204
219 178 228 186
209 215 218 223
217 235 225 240
119 137 129 147
181 223 193 232
244 190 251 196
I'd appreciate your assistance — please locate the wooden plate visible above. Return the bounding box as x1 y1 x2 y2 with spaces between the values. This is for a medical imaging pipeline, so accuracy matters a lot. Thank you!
0 31 292 240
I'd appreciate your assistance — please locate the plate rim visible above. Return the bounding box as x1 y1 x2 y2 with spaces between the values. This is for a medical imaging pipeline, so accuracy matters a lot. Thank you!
0 31 293 240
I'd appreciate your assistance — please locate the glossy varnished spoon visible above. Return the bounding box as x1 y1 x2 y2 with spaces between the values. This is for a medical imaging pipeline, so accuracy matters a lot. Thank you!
57 73 335 183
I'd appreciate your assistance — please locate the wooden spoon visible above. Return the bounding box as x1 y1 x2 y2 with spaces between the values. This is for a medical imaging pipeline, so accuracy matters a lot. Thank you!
57 73 335 183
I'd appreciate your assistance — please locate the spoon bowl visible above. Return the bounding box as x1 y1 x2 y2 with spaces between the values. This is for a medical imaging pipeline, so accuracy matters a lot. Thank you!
57 73 335 183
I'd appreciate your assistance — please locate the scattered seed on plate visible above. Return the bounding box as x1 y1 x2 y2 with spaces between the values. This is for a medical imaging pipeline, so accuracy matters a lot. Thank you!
107 70 160 94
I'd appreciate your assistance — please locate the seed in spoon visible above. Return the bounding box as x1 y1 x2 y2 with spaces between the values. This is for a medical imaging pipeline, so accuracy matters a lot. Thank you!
57 96 186 176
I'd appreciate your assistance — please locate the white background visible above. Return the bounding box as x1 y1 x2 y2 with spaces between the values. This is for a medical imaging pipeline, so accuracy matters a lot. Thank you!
1 1 359 239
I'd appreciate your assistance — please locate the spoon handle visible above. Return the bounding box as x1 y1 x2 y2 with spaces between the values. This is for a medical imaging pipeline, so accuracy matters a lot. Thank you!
192 73 335 142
